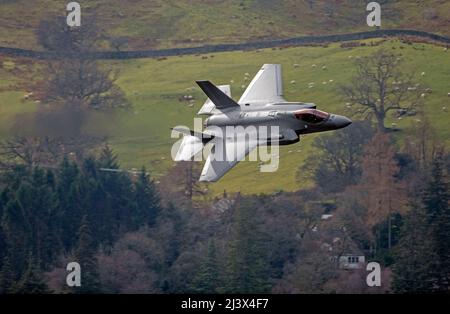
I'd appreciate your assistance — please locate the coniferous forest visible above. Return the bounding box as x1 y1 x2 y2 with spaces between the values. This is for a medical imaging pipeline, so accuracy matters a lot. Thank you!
0 126 448 293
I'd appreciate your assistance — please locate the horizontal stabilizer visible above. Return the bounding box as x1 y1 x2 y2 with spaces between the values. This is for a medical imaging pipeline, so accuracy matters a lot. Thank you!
196 81 240 111
172 126 216 162
174 135 204 161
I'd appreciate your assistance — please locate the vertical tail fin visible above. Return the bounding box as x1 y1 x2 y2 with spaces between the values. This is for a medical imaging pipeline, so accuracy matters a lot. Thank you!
197 84 232 115
196 81 240 111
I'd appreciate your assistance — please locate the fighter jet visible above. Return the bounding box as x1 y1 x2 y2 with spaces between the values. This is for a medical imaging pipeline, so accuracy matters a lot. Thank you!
173 64 351 182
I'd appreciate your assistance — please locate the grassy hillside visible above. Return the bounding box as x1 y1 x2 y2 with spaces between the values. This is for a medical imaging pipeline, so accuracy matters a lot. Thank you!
0 0 449 50
1 38 449 195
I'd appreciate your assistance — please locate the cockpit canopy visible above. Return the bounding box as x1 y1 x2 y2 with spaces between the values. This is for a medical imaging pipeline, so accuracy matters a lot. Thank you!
294 109 330 124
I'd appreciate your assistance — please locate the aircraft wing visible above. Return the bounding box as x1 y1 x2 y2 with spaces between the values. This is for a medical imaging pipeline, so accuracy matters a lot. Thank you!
199 130 258 182
238 64 286 105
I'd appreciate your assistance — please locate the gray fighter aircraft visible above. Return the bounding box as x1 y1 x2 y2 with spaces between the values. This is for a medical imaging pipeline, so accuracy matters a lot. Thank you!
173 64 351 182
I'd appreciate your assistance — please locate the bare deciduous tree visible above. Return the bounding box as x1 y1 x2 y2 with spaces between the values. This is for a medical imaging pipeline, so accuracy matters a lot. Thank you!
36 15 104 54
0 136 104 170
341 49 424 132
43 59 129 110
34 15 130 111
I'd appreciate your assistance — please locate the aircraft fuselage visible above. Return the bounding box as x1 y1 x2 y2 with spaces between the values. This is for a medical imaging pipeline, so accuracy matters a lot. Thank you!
204 102 352 145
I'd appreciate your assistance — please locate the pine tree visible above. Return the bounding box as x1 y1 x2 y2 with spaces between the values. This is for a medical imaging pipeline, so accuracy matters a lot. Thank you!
192 240 220 293
99 144 119 169
134 167 160 227
422 152 450 292
0 254 15 294
1 199 31 282
72 215 101 293
0 188 6 271
225 200 271 293
16 167 59 270
162 202 183 267
392 201 437 293
97 145 135 238
13 254 51 294
57 156 82 251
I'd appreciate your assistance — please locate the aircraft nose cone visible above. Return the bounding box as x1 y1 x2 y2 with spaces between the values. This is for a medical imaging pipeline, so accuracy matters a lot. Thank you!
334 115 352 129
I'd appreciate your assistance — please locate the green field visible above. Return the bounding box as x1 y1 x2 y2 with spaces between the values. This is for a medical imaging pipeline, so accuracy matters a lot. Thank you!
1 39 449 195
1 0 449 50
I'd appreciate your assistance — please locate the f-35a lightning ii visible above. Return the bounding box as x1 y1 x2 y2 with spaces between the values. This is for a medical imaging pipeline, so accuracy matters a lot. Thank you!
173 64 352 182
